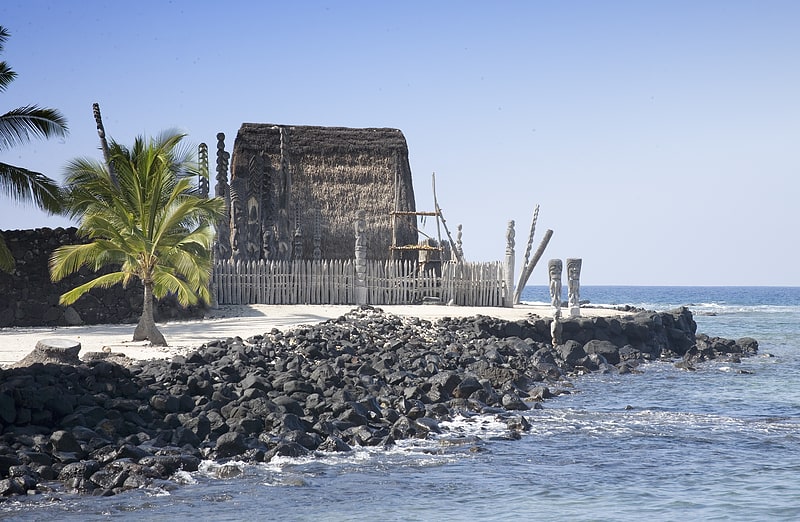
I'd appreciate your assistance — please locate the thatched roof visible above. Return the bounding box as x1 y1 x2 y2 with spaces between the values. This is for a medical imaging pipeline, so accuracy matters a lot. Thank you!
229 123 417 261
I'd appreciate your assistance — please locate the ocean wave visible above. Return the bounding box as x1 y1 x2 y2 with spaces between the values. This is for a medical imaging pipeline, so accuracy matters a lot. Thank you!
519 299 800 316
519 286 800 313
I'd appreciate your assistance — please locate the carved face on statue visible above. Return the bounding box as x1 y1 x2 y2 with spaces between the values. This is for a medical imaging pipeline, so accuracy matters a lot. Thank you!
567 258 582 281
355 210 366 236
548 259 562 282
248 197 259 224
261 228 272 260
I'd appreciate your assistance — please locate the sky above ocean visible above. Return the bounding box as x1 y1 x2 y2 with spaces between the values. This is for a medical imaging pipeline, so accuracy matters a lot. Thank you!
2 1 798 286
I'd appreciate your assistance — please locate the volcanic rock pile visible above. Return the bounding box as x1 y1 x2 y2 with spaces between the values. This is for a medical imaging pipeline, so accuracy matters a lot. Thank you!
0 306 757 498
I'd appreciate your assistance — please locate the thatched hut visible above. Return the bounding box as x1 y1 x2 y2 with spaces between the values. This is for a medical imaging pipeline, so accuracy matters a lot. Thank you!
228 123 418 261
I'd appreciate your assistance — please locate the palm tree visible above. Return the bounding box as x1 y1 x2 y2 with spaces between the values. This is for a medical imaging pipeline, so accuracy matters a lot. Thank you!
50 131 225 346
0 25 69 272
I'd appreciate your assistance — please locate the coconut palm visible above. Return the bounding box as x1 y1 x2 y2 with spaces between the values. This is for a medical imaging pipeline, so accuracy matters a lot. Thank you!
0 25 69 272
50 130 225 346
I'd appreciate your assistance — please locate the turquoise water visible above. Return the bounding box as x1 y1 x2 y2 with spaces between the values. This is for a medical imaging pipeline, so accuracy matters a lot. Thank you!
3 287 799 521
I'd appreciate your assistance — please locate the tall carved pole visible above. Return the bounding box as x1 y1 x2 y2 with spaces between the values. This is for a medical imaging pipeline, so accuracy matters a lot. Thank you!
548 259 563 346
354 210 368 305
455 224 464 262
92 102 117 187
312 209 322 261
567 258 583 318
504 220 515 307
198 143 209 198
293 204 304 260
522 205 539 270
230 188 242 261
214 132 232 261
246 155 264 262
198 141 216 307
515 204 539 294
277 126 291 261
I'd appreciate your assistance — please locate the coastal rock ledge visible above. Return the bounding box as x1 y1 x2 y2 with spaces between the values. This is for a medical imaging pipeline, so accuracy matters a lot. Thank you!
0 306 757 499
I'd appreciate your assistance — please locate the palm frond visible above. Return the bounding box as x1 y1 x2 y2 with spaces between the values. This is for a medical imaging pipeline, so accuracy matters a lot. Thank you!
0 26 10 49
62 157 112 195
152 196 224 248
0 162 63 213
58 272 126 306
49 242 126 282
0 61 16 93
0 105 69 151
158 246 212 289
0 27 14 94
152 269 200 306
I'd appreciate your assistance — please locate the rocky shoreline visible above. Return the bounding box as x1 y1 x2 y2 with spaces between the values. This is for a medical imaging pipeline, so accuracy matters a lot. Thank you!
0 306 758 499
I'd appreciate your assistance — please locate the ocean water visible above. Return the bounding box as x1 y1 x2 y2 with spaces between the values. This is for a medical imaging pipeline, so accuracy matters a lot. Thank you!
3 286 800 521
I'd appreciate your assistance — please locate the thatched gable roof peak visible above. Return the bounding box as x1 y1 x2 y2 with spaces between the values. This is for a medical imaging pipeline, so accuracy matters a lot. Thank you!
235 123 409 156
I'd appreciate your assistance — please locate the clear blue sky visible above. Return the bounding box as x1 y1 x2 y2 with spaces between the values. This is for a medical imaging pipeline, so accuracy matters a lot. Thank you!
2 1 798 286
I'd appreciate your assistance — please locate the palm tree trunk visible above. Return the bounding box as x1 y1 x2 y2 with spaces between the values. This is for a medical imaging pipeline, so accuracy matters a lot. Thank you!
133 281 168 346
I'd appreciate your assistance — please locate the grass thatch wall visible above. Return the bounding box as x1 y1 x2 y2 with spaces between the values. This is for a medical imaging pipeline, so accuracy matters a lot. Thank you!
229 124 417 261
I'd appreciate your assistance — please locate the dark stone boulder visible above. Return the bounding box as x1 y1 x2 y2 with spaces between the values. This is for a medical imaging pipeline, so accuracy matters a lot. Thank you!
528 386 553 401
266 441 309 460
737 337 759 355
390 416 418 439
50 429 84 454
556 340 586 365
428 370 461 396
272 396 305 417
0 478 26 496
318 435 352 452
506 415 532 432
453 376 482 398
501 392 529 411
0 454 22 475
618 344 643 362
58 460 101 481
584 340 621 365
278 413 308 433
90 468 129 490
214 432 247 458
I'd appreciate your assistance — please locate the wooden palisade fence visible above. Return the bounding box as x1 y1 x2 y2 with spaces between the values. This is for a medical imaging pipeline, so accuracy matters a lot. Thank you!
213 259 507 307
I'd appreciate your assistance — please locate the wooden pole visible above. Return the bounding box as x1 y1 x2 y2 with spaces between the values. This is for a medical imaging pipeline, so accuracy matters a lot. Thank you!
513 228 553 304
432 172 464 263
92 102 117 187
521 205 539 274
504 220 515 307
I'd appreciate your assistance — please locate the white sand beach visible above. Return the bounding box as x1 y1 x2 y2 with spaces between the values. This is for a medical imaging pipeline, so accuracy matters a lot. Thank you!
0 304 627 368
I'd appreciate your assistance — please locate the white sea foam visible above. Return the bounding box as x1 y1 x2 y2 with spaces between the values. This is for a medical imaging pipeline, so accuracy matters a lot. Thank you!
171 470 197 485
143 486 172 497
197 459 249 479
439 413 509 439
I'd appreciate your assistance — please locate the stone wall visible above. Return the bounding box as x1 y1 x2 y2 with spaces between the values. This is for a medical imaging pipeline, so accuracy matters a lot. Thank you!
0 228 205 327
